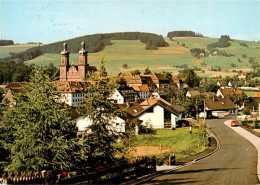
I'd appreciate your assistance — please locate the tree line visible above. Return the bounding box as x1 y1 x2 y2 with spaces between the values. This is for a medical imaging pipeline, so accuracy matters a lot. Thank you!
0 61 58 84
0 32 168 64
167 31 204 38
207 35 231 52
0 40 14 46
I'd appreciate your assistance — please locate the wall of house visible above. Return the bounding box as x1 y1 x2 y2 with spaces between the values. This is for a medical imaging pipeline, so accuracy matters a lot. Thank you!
109 90 124 104
61 93 86 106
139 105 164 128
216 90 224 98
171 113 182 128
76 116 125 133
186 92 191 97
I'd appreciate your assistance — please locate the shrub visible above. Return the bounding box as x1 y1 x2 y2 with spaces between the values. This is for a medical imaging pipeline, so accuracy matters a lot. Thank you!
239 42 248 47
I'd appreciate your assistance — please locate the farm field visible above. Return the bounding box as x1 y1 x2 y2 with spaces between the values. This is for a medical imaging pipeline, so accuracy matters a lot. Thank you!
22 37 260 76
131 128 207 161
0 44 40 58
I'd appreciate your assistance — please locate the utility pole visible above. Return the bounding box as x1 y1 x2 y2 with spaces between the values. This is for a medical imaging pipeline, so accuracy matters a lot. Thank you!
203 100 206 124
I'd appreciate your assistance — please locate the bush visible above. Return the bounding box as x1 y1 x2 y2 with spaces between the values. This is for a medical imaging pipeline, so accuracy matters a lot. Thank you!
231 63 236 67
181 43 185 47
242 54 247 58
122 63 128 69
239 42 248 47
145 44 158 50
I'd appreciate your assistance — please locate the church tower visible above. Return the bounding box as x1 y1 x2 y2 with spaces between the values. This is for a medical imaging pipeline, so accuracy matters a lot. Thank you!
78 41 89 80
60 43 69 82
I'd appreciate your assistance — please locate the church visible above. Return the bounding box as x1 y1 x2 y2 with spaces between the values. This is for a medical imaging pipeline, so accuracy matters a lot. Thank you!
60 42 97 82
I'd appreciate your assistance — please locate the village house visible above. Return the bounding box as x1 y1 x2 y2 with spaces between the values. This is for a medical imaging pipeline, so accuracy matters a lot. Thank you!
186 90 200 98
117 86 139 103
2 82 26 106
140 74 159 91
227 81 235 88
216 81 228 88
155 73 173 94
171 76 184 89
253 92 260 98
109 89 125 104
76 116 126 136
59 42 97 82
131 85 150 99
199 97 237 118
238 73 247 79
205 66 213 71
216 88 235 98
126 98 184 129
57 82 88 106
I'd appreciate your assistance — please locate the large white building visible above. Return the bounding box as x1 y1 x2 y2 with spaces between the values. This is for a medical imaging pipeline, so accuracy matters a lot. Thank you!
57 82 87 106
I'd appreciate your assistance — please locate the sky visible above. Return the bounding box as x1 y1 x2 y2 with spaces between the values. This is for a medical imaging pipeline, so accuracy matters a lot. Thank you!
0 0 259 44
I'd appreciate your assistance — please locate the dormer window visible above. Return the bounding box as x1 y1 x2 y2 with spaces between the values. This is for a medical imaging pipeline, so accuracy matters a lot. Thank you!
134 109 137 113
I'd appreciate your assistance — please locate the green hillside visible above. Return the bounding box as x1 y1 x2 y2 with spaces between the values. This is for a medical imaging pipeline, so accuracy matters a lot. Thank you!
22 37 260 76
0 44 40 58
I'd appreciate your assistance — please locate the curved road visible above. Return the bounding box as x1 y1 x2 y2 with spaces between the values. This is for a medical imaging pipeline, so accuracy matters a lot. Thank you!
143 118 259 185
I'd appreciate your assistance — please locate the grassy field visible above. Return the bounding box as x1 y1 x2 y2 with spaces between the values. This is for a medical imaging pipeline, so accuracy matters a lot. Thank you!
244 90 256 97
21 37 260 76
0 44 40 58
132 127 207 161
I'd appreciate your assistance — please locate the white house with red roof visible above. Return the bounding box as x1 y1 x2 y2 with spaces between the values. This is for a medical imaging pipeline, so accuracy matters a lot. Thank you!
238 73 247 79
127 98 184 129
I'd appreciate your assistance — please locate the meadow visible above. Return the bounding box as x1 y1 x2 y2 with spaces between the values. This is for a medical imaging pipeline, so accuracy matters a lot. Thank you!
2 37 260 77
132 127 207 161
0 44 40 58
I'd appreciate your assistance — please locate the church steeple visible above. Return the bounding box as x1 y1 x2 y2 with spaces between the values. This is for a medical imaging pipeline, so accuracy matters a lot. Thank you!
78 41 88 65
60 43 69 82
60 43 69 66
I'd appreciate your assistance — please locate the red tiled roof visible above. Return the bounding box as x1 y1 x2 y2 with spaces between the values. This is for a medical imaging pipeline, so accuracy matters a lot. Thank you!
57 82 86 93
139 85 149 92
238 73 247 76
219 88 235 96
253 92 260 98
131 85 140 91
235 90 243 95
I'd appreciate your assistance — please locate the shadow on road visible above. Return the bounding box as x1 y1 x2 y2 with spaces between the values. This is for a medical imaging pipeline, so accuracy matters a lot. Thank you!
172 167 239 174
147 178 200 185
145 168 240 184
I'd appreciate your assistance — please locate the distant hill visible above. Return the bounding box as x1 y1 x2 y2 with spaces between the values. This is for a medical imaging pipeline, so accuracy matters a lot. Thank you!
25 36 260 77
0 32 168 63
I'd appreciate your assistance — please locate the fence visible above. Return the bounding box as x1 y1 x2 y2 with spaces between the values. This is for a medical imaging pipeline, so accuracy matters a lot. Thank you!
57 157 156 184
0 157 156 184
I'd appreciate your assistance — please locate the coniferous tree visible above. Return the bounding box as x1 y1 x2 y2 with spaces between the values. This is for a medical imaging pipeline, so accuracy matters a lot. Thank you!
0 67 85 172
77 77 125 169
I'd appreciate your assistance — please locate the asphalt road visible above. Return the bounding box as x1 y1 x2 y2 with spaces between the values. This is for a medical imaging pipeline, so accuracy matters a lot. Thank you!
143 118 259 185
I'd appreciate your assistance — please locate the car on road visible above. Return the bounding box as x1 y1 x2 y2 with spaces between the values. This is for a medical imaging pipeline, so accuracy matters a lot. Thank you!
231 120 238 127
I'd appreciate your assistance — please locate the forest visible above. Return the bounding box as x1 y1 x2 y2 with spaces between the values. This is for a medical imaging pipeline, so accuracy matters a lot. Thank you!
0 32 168 64
167 31 204 38
0 40 14 46
0 61 58 84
